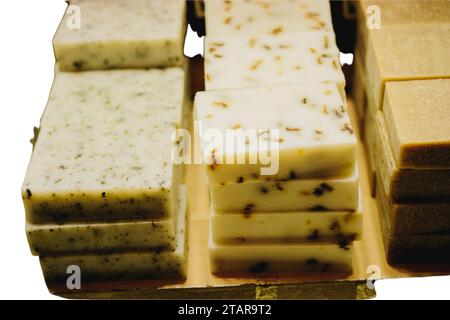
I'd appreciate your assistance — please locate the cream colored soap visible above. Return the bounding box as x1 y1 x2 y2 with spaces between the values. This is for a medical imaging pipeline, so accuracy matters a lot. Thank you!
23 69 186 224
54 0 186 71
204 31 345 94
211 201 362 245
194 83 356 186
205 0 333 37
210 168 359 213
366 23 450 110
383 80 450 168
40 187 187 283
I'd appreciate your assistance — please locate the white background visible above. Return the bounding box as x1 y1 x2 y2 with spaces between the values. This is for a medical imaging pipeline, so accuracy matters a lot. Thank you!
0 0 448 300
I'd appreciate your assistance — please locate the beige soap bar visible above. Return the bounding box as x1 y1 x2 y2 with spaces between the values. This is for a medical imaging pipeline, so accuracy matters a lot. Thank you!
383 80 450 168
204 31 345 93
205 0 334 36
194 83 356 186
40 188 187 283
365 111 450 201
210 168 359 213
211 202 362 245
366 23 450 110
22 69 186 224
54 0 186 71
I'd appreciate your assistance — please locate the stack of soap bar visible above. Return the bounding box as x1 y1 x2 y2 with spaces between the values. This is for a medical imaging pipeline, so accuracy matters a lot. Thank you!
195 82 360 274
54 0 186 71
22 69 189 282
353 6 450 264
205 0 334 36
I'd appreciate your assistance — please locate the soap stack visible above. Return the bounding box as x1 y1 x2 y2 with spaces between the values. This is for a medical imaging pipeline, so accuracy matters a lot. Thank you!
22 0 189 284
354 0 450 263
195 0 362 274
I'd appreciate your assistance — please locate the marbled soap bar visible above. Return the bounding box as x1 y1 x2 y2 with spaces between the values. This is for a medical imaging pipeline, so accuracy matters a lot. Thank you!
204 31 344 94
366 111 450 201
40 187 187 283
383 80 450 168
210 168 359 213
22 69 186 223
210 235 353 274
54 0 186 71
205 0 333 36
194 83 356 186
211 201 362 244
366 23 450 110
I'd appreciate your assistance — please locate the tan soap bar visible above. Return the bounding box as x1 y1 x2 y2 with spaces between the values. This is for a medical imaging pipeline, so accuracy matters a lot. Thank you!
40 188 187 283
210 168 359 213
376 170 450 236
365 111 450 201
204 31 345 93
383 80 450 168
205 0 334 37
22 69 186 224
211 201 362 245
54 0 186 71
194 83 356 186
366 23 450 110
210 235 353 274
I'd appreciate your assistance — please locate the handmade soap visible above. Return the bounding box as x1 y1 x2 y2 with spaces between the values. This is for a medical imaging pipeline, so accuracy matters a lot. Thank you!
210 236 353 274
376 170 450 235
54 0 186 71
211 201 362 244
22 69 186 224
210 168 359 213
365 111 450 201
383 80 450 168
204 31 345 94
366 23 450 110
205 0 333 37
40 187 187 283
194 83 356 186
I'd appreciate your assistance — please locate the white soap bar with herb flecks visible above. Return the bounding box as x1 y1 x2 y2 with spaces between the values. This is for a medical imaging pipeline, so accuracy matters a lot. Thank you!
212 200 362 245
205 0 334 37
211 167 359 213
40 186 188 283
194 82 356 186
54 0 186 71
22 69 186 224
204 31 344 94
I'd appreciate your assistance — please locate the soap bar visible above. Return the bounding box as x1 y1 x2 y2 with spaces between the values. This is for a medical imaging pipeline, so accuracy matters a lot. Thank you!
204 31 345 93
22 69 186 224
365 111 450 201
366 23 450 110
54 0 186 71
210 168 359 213
194 83 356 186
376 170 450 235
40 187 187 283
205 0 333 36
210 236 353 274
211 202 362 245
383 80 450 168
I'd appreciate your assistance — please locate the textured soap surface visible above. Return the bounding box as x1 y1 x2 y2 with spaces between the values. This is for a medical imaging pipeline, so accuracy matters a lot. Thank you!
204 31 344 93
23 69 186 223
205 0 333 36
383 80 450 168
54 0 186 71
40 187 187 283
365 111 450 201
212 203 362 245
210 168 359 213
366 23 450 110
194 83 356 186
